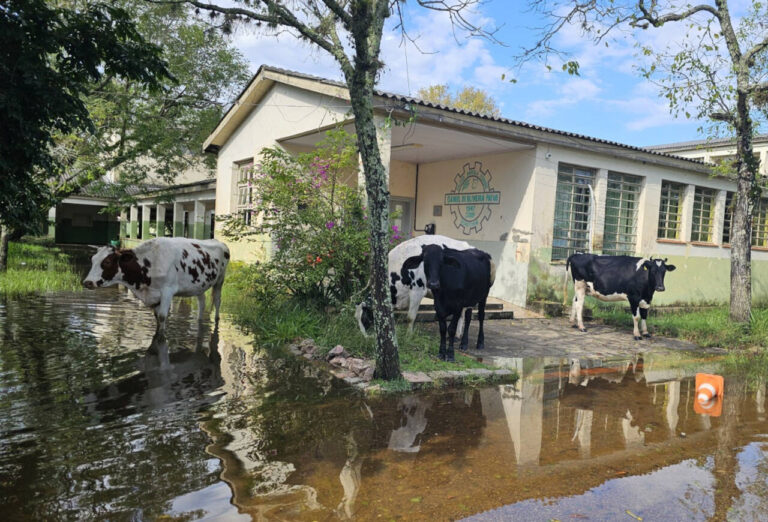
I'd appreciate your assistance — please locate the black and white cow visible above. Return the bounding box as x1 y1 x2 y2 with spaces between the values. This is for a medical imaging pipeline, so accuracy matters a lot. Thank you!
566 253 676 340
417 244 494 361
355 234 474 335
83 237 229 337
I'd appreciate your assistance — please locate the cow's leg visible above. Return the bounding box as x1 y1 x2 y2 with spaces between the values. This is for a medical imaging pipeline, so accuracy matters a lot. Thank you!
459 307 472 352
574 280 587 332
212 280 224 323
197 293 206 322
629 299 642 340
153 292 173 340
476 297 486 350
437 316 448 361
639 303 651 338
406 293 422 331
446 313 460 362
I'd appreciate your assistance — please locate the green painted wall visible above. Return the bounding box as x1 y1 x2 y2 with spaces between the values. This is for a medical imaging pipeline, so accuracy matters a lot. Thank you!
141 220 152 240
130 220 138 239
173 221 184 237
192 221 205 239
527 247 768 306
56 220 119 245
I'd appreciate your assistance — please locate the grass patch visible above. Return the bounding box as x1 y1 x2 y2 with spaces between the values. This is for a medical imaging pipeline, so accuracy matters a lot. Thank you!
592 303 768 349
0 241 82 296
222 262 496 373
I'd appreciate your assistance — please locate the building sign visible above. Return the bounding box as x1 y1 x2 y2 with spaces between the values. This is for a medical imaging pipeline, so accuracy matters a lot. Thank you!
444 162 500 235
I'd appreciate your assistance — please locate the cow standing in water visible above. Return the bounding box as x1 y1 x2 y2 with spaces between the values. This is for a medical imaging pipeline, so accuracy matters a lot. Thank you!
566 253 676 340
83 238 229 338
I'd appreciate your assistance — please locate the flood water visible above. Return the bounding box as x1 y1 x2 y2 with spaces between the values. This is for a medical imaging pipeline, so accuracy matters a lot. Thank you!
1 289 768 520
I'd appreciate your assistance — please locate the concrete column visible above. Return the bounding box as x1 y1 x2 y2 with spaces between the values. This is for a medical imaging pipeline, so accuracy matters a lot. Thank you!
192 200 205 239
713 190 727 244
47 207 56 238
156 204 166 238
141 204 153 240
591 168 608 253
173 202 184 237
203 209 213 239
119 208 129 239
129 206 139 239
681 184 696 243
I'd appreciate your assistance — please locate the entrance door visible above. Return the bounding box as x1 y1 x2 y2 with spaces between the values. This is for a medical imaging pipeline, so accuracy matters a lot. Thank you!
390 197 414 239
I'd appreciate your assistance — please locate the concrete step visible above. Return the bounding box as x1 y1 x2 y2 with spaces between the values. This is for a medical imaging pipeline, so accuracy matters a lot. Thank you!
417 302 503 311
396 309 514 322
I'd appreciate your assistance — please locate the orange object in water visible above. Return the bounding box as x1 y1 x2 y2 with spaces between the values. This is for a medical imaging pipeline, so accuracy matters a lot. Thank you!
694 373 724 417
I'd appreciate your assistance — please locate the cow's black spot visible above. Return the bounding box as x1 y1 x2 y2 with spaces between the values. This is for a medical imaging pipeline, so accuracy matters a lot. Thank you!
182 249 189 259
390 272 401 286
100 253 120 281
224 251 230 260
390 284 397 305
214 258 219 265
119 250 151 289
416 278 424 288
96 279 104 287
188 266 199 283
142 258 151 268
409 270 415 281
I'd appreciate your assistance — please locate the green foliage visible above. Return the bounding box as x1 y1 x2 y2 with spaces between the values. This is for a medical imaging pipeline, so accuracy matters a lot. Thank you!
593 305 768 349
0 0 169 230
0 242 82 296
222 130 378 306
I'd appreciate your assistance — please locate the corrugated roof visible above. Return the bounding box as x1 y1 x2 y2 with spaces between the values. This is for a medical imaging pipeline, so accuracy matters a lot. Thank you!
215 65 708 167
648 134 768 152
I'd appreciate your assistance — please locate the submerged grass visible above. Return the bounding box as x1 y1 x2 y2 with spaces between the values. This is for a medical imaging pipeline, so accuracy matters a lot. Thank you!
0 241 82 296
592 303 768 349
222 262 496 373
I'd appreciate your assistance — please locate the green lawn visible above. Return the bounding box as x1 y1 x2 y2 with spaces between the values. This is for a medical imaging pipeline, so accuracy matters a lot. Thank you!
0 240 83 296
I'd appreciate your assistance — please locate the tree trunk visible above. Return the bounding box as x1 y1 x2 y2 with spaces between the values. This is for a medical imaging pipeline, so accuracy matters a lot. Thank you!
347 77 401 381
729 92 756 323
0 225 9 272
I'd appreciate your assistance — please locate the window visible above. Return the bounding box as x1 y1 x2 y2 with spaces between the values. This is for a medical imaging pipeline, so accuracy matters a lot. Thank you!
722 191 735 244
691 187 716 242
552 164 595 261
657 181 684 239
603 172 642 255
234 159 255 225
753 198 768 247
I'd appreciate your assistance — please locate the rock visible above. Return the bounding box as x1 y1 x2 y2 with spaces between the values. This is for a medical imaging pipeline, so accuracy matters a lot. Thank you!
302 352 314 359
329 356 346 367
402 371 433 384
345 358 369 376
344 376 362 385
327 345 347 360
428 370 453 382
468 368 493 377
330 368 354 380
362 366 375 382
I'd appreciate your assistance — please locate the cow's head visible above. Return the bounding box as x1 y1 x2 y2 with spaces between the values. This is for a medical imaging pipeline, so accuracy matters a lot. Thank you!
414 244 461 293
82 246 137 289
354 297 374 336
642 257 676 292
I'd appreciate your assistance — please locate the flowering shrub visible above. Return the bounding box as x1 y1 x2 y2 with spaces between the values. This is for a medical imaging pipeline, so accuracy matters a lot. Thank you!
221 129 377 305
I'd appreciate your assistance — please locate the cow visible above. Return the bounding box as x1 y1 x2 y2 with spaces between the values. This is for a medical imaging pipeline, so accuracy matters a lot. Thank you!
416 244 494 361
83 237 230 339
355 234 475 336
566 253 676 340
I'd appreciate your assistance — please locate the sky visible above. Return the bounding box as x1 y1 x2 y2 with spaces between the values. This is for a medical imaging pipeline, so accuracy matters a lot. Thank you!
227 1 740 149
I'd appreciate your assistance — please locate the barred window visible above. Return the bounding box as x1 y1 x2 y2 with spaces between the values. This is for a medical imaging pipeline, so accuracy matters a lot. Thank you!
691 187 716 242
722 191 735 244
753 198 768 247
552 164 595 261
657 181 684 239
234 159 255 225
603 172 642 255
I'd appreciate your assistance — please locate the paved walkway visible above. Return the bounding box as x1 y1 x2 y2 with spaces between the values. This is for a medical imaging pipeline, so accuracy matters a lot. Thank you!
426 317 718 363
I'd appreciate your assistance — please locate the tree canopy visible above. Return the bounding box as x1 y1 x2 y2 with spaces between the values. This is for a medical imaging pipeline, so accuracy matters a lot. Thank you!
417 84 501 117
0 0 170 232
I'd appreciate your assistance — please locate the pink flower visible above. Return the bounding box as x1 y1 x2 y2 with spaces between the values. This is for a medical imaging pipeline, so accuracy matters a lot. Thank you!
326 221 335 229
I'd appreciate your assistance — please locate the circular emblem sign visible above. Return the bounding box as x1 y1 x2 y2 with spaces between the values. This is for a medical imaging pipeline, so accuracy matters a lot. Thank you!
444 162 501 235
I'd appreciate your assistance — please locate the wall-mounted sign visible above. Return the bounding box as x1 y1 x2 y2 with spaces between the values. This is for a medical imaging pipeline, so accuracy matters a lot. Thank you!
444 162 500 235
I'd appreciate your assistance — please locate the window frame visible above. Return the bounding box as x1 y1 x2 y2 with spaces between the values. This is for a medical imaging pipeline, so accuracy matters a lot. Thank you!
657 180 685 240
603 171 643 255
691 186 717 243
234 159 255 225
551 163 595 261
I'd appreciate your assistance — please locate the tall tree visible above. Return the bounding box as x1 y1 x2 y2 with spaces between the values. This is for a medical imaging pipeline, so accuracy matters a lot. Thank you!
417 84 501 117
0 0 169 269
171 0 495 380
522 0 768 323
59 1 250 203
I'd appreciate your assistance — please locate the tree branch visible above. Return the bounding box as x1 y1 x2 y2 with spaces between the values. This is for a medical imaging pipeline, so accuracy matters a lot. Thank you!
632 0 719 29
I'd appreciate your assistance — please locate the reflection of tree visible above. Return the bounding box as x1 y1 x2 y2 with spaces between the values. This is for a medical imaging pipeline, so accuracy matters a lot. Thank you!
0 291 225 519
712 377 746 521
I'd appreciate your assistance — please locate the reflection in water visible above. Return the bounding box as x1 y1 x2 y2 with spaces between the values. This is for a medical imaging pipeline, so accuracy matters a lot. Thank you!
3 289 768 520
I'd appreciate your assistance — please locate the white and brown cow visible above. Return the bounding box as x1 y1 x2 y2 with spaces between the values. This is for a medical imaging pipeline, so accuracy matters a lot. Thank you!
83 237 229 337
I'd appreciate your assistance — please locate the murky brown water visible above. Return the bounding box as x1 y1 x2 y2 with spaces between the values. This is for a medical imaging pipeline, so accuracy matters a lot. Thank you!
1 289 767 520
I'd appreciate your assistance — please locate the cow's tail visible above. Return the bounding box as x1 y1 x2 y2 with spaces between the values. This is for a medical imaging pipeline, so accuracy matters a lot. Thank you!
489 259 496 288
562 256 571 307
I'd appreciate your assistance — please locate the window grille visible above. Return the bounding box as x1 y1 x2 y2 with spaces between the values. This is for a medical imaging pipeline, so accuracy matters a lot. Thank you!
753 198 768 247
234 159 255 225
691 187 716 242
722 191 735 244
657 181 684 239
552 164 595 261
603 172 642 255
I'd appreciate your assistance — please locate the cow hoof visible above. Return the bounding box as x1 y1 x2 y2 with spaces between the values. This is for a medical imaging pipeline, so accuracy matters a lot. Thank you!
459 345 469 352
643 333 652 339
579 328 587 333
446 356 455 363
476 344 485 351
571 324 578 329
438 353 446 361
634 336 643 341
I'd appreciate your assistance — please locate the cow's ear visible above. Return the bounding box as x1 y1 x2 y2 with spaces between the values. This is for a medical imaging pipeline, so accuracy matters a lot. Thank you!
402 255 423 271
642 260 652 270
666 264 676 272
443 254 461 269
